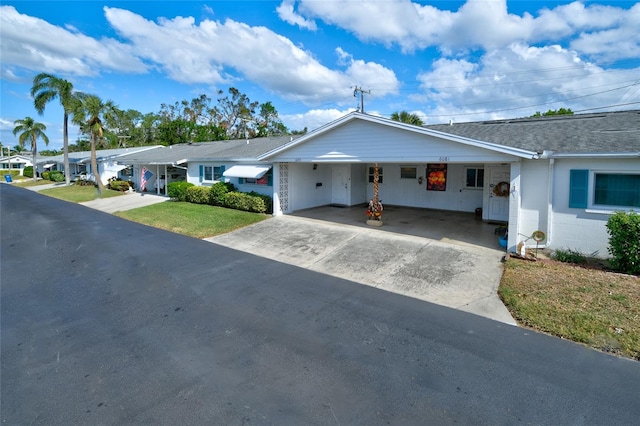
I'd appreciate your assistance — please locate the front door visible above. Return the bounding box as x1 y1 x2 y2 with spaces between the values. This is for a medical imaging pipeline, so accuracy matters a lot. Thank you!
331 165 349 205
487 165 510 222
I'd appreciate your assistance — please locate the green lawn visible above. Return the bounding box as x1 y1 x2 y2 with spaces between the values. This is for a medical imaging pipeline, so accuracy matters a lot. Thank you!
39 185 126 203
500 257 640 361
115 201 269 238
12 178 54 187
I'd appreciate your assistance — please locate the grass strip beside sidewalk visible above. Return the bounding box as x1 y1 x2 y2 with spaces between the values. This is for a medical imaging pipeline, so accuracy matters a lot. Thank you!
115 201 268 239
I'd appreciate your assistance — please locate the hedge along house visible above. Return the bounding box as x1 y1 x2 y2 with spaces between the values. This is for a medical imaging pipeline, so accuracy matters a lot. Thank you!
115 136 299 196
260 110 640 257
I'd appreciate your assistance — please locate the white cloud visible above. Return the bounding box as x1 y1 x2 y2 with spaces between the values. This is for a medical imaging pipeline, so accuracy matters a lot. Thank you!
285 0 638 58
0 6 147 76
276 0 317 30
103 7 399 105
415 43 640 122
282 108 355 132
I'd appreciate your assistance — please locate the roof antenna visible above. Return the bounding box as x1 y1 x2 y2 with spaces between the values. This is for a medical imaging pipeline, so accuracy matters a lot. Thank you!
354 86 371 113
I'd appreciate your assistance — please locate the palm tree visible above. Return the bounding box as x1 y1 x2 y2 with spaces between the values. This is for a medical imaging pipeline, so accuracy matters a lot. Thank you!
390 111 424 126
72 94 116 193
31 73 80 186
12 117 49 182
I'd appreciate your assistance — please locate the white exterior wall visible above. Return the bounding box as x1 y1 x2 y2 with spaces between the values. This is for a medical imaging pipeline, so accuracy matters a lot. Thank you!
287 162 333 211
548 157 640 257
365 163 484 212
517 159 551 248
350 163 368 205
272 120 517 164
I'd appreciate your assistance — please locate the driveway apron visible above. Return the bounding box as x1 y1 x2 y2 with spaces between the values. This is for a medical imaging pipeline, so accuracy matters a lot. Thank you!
206 215 516 325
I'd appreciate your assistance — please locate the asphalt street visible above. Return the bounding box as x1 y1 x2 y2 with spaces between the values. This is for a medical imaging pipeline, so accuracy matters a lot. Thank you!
2 184 639 425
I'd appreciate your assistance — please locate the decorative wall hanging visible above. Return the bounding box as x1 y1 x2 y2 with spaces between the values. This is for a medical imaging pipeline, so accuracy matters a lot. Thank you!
493 181 510 197
427 163 447 191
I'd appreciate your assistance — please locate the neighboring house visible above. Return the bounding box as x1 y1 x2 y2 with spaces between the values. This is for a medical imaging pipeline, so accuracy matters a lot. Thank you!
259 110 639 257
116 136 297 196
36 147 162 184
0 155 34 175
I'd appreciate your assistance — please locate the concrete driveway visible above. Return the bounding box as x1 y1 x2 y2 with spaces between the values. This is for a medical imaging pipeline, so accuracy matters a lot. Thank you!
207 211 516 325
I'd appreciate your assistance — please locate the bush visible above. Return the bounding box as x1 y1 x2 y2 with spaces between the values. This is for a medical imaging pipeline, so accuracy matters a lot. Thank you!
49 171 64 182
209 181 236 206
167 181 194 201
185 186 211 204
75 179 96 187
223 191 267 213
247 191 272 214
606 211 640 275
42 171 50 180
109 180 132 192
552 248 587 264
23 166 34 178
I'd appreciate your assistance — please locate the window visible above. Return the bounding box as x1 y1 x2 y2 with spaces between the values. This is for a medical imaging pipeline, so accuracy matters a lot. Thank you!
368 166 383 183
465 167 484 188
201 165 225 182
240 169 272 185
400 166 417 179
594 173 640 208
203 166 213 181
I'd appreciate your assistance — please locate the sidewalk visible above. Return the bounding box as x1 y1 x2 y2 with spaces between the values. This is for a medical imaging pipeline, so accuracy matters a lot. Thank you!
19 181 168 213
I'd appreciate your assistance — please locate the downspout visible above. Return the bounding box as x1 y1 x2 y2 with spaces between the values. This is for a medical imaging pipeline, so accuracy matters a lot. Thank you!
546 158 555 249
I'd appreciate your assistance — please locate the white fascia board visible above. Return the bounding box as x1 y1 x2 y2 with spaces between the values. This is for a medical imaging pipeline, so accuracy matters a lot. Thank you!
551 152 640 159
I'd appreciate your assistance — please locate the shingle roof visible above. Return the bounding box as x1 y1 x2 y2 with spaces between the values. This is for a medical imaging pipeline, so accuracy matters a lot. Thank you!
425 110 640 154
35 146 162 164
117 136 299 165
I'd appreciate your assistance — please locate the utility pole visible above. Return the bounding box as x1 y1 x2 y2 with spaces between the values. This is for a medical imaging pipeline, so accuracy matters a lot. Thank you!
353 86 371 113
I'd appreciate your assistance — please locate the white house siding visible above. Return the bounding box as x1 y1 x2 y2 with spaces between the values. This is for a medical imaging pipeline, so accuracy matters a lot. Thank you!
350 163 368 205
287 162 333 211
549 157 640 257
365 163 484 212
271 120 517 164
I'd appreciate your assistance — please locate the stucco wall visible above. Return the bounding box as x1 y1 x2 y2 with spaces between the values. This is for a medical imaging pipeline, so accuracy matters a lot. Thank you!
548 157 639 257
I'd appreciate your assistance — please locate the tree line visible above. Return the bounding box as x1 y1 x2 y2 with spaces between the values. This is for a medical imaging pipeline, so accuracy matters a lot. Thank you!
11 73 306 189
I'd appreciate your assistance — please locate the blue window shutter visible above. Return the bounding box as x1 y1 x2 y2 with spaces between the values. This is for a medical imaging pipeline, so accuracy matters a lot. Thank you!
199 165 203 183
267 170 273 186
220 165 225 173
569 169 589 208
239 178 244 184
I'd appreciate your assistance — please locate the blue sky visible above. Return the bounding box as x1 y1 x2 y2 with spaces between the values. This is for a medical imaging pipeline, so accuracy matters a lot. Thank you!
1 0 639 151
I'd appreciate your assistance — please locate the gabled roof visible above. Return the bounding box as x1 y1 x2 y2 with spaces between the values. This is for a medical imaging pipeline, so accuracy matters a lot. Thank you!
117 136 299 165
259 112 540 160
426 110 640 156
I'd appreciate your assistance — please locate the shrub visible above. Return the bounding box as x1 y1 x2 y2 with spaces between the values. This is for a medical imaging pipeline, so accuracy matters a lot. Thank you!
109 180 132 192
247 191 273 214
49 171 64 182
42 171 50 180
552 248 586 264
167 181 194 201
606 211 640 275
209 181 235 206
185 186 211 204
75 179 96 187
23 166 34 178
223 191 267 213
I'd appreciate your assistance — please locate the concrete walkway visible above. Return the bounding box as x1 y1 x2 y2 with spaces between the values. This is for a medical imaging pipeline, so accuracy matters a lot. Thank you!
21 181 169 213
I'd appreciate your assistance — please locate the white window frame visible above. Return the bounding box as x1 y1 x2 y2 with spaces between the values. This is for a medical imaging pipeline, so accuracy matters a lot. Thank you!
585 170 640 214
400 166 417 179
464 166 484 189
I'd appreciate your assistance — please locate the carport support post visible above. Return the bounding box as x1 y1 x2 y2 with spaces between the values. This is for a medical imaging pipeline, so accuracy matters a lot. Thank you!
373 163 380 204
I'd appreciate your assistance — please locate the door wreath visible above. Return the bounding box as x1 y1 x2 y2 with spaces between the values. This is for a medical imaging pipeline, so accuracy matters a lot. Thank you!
493 181 510 197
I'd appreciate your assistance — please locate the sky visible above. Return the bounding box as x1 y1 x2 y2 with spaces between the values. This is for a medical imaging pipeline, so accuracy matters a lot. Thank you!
1 0 639 151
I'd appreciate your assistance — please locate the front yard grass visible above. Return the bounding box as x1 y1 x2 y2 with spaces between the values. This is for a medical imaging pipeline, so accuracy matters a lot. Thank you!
499 257 640 360
40 185 125 203
114 201 268 238
13 178 54 187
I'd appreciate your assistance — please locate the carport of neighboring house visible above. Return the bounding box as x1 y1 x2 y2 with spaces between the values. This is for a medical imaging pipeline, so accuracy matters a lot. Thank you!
262 113 539 252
